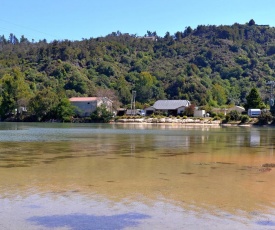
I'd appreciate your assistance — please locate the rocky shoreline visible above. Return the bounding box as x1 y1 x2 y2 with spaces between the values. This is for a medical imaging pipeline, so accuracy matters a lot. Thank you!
114 117 221 125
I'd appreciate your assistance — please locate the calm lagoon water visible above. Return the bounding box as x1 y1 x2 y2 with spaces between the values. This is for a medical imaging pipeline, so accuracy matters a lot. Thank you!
0 122 275 229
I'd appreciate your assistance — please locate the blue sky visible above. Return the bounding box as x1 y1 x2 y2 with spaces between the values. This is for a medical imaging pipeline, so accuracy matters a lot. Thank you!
1 0 275 42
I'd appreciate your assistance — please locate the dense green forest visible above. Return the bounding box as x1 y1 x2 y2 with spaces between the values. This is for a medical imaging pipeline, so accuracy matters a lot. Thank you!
1 19 275 121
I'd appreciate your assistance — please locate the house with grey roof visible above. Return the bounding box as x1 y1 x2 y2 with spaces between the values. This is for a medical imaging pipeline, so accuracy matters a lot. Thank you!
145 100 191 116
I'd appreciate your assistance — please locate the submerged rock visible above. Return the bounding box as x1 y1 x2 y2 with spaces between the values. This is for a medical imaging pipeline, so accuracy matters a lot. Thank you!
259 167 272 172
262 163 275 167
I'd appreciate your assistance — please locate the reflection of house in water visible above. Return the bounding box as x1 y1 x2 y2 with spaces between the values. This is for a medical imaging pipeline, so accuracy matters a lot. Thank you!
153 135 190 150
250 130 260 146
236 134 245 146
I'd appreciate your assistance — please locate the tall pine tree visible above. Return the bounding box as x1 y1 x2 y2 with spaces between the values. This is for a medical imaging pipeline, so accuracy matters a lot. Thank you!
244 88 265 110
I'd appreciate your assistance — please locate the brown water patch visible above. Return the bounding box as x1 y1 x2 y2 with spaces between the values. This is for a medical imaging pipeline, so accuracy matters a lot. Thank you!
48 190 67 195
176 152 194 155
194 163 210 166
242 166 255 169
159 178 169 181
213 148 222 150
42 160 55 164
53 155 79 160
0 164 30 168
159 154 177 157
259 168 272 172
215 162 235 165
70 190 80 193
0 159 23 162
85 154 101 157
180 172 195 175
262 163 275 167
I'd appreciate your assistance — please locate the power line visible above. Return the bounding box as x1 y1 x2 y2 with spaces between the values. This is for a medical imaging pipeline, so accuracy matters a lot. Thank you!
0 26 38 41
0 18 58 41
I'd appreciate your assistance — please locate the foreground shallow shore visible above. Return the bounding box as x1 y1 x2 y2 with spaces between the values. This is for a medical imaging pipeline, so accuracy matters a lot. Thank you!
1 123 275 229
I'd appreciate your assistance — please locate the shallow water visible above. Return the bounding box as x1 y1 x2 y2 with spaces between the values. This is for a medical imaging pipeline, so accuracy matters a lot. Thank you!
0 123 275 229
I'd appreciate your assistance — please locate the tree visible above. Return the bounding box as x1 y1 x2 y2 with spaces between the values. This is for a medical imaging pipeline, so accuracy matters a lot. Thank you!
56 98 75 122
184 104 195 116
116 76 132 104
0 69 32 118
248 19 256 26
244 88 265 110
96 88 120 109
257 110 273 125
183 26 192 37
267 45 275 56
90 104 113 123
227 110 241 121
212 84 227 106
8 33 18 44
20 35 29 44
134 72 157 103
28 88 59 121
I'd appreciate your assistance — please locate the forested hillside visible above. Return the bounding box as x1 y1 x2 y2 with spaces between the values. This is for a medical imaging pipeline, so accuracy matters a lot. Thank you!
1 19 275 120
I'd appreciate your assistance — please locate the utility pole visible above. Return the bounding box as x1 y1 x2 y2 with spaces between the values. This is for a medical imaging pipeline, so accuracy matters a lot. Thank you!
130 91 136 116
266 81 275 115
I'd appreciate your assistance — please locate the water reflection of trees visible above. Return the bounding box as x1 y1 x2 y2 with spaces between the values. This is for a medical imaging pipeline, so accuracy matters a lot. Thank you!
99 126 275 156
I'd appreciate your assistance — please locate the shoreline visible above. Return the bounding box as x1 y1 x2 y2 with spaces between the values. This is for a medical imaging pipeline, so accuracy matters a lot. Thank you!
112 118 274 127
114 117 221 125
112 121 275 128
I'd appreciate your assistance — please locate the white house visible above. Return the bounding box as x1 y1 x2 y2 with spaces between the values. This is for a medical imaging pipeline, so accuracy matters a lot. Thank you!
69 97 113 117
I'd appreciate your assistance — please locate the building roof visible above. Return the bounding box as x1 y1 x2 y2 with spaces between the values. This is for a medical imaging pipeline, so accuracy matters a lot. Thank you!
228 106 245 111
69 97 113 103
152 100 190 110
69 97 98 102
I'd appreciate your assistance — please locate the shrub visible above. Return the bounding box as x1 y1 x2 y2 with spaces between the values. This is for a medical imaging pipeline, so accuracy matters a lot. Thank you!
228 110 241 121
257 110 273 125
213 116 221 120
114 116 120 121
224 114 230 122
211 112 217 117
241 115 250 123
90 104 113 123
217 112 225 119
